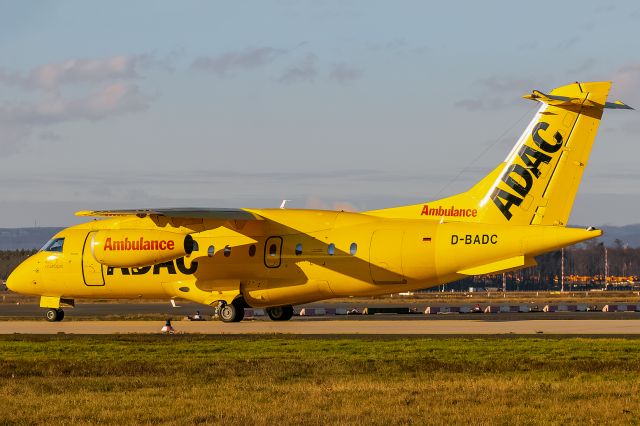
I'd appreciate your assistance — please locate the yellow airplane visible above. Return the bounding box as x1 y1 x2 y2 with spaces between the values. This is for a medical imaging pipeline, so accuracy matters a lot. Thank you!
6 81 633 322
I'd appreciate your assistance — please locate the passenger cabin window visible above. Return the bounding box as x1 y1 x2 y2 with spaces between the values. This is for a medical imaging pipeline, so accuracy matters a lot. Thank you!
223 246 231 257
207 245 215 257
295 243 303 256
350 242 357 256
248 245 256 257
328 243 335 256
269 244 277 257
41 237 64 253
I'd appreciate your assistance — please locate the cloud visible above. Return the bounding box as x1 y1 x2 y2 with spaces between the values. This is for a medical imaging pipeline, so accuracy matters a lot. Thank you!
38 131 61 141
476 76 539 93
0 83 150 156
305 196 358 212
453 98 485 111
612 63 640 95
367 39 429 55
278 53 318 84
0 55 160 91
328 63 362 84
191 47 285 76
454 75 545 111
0 123 31 156
567 58 597 74
556 36 581 50
0 54 164 156
0 82 150 126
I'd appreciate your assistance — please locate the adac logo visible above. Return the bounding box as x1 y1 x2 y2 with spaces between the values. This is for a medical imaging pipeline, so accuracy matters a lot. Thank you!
490 122 563 220
106 257 197 276
104 237 175 251
421 205 477 218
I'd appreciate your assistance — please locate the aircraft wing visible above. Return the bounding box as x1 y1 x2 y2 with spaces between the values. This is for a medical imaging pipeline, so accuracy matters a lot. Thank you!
75 208 264 220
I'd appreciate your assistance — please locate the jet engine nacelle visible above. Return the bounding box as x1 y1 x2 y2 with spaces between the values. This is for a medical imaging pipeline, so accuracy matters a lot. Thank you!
91 230 195 268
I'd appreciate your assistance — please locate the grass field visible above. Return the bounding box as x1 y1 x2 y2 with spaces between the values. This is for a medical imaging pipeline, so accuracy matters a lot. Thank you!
1 336 639 425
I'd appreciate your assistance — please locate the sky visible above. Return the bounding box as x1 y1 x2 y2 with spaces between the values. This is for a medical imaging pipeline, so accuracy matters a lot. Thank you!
0 0 639 227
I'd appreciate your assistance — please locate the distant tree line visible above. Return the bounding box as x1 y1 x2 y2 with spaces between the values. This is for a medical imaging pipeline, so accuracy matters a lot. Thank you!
445 240 640 291
0 250 37 281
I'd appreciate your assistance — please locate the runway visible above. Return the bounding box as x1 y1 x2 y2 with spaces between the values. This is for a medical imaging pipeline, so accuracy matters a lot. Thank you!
2 319 640 335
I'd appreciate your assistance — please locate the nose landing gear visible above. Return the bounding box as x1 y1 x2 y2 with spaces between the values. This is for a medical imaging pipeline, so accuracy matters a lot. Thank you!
45 308 65 322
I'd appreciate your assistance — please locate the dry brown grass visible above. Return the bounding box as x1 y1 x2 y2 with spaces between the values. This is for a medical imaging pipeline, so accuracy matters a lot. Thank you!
0 336 639 425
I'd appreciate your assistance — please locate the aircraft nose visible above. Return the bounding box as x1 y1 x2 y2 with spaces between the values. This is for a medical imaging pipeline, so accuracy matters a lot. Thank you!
6 262 29 294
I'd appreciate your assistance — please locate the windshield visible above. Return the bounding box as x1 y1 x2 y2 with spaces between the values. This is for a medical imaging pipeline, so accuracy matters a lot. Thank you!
40 237 65 253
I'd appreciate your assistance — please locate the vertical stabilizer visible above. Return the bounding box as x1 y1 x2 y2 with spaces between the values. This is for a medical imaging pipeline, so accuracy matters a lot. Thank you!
368 81 631 226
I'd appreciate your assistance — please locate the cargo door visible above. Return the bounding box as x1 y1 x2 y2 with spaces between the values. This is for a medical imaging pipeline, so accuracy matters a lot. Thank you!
82 232 105 286
370 230 405 284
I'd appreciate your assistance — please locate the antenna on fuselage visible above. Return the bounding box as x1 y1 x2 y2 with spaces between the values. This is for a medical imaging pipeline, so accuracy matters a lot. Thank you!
280 200 290 209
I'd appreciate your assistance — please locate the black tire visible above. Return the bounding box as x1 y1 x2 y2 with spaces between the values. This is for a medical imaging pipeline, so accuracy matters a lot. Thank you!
219 300 245 323
267 305 294 321
45 308 63 322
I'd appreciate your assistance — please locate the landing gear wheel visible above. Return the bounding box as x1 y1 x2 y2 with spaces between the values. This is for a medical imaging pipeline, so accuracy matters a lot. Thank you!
219 299 245 323
267 305 294 321
45 308 64 322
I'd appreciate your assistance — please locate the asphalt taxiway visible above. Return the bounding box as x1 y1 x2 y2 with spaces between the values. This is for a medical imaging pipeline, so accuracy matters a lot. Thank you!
2 319 640 335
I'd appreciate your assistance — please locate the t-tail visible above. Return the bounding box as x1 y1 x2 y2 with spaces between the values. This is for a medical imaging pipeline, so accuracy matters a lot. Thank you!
368 81 633 226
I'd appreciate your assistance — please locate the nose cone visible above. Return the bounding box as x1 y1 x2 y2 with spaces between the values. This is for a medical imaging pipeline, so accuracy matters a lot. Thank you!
6 261 30 295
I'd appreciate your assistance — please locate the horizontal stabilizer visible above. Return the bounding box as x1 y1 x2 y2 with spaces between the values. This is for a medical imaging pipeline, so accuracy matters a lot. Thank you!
457 255 537 276
523 90 584 106
524 89 633 110
604 100 634 110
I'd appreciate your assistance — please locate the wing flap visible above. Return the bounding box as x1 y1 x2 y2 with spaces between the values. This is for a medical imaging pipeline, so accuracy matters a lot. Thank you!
75 208 263 221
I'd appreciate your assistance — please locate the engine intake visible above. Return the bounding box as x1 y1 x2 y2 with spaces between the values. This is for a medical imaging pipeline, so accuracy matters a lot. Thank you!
91 230 194 268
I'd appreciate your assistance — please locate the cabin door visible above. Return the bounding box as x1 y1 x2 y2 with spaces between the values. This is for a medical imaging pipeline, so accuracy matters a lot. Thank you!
82 232 105 286
264 236 283 268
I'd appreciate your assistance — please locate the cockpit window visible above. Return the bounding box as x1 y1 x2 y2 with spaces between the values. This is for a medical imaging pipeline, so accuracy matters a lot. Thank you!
41 237 65 253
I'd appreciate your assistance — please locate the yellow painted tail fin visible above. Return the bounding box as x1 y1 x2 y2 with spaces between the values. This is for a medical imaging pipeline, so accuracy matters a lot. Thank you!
367 81 632 226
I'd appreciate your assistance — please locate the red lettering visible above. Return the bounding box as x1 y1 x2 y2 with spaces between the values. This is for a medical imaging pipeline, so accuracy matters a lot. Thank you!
103 237 180 251
420 205 479 218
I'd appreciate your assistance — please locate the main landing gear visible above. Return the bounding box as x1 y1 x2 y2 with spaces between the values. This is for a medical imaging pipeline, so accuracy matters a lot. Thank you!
45 308 64 322
266 305 294 321
218 298 246 323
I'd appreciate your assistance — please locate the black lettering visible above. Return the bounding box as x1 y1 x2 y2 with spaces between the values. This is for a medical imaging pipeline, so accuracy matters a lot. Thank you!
176 257 198 274
153 261 177 275
465 235 472 244
518 145 552 178
490 235 498 244
451 235 459 245
532 122 562 153
473 235 480 244
490 187 523 220
106 266 129 275
503 164 533 198
131 266 151 275
482 235 489 244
